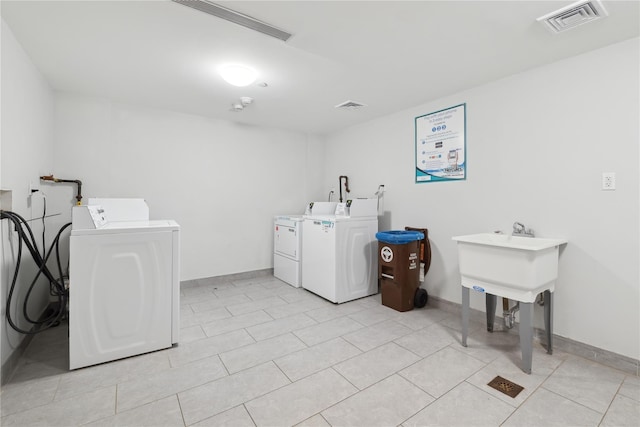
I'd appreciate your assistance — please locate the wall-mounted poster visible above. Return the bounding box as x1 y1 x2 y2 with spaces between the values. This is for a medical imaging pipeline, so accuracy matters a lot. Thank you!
415 103 466 183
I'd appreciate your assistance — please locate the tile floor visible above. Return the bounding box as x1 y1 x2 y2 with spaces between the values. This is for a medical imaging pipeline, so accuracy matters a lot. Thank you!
1 275 639 426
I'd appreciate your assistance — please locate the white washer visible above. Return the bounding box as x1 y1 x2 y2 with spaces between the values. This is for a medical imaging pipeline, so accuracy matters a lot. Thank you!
302 200 378 303
88 198 149 221
69 205 180 370
273 215 304 287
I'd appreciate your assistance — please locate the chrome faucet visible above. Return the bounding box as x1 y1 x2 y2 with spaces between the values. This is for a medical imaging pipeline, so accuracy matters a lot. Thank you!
512 222 535 237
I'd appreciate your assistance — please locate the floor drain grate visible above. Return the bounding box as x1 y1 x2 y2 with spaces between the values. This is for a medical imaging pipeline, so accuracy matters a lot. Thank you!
487 376 524 398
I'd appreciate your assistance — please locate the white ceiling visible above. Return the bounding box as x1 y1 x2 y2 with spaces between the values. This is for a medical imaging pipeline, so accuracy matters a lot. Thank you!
2 0 638 135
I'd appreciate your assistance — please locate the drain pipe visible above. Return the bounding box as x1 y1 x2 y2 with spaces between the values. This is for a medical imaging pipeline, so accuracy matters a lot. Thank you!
504 300 520 329
40 175 83 205
339 175 350 203
494 231 519 329
502 297 510 326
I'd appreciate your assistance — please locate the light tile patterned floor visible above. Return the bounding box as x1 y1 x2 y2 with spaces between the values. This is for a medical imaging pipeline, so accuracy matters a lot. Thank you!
1 275 639 426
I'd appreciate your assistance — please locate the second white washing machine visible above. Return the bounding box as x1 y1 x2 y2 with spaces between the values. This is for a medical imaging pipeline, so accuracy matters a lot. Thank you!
302 199 378 303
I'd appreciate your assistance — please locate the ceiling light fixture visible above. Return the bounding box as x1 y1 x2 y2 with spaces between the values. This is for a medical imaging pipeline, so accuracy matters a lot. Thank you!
219 64 258 87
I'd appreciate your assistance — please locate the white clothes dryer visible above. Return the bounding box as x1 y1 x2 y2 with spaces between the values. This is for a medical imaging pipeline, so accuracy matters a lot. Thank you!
274 215 304 287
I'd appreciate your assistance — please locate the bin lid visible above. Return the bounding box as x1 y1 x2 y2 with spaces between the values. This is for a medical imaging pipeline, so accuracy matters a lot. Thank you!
376 230 424 244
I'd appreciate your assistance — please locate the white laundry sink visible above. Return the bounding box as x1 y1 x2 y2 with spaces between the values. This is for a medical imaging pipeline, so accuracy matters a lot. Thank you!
452 233 567 302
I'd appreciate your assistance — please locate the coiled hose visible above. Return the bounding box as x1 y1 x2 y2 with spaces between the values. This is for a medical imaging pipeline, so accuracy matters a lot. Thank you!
1 210 71 334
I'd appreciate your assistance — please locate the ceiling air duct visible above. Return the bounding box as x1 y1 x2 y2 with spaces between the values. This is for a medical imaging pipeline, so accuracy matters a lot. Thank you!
172 0 292 41
335 100 367 110
537 0 608 34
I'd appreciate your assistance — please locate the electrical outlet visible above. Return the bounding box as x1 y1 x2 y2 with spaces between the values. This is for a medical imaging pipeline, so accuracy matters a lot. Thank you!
602 172 616 190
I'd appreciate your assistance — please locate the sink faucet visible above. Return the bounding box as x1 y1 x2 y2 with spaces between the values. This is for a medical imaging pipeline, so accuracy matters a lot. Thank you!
512 222 535 237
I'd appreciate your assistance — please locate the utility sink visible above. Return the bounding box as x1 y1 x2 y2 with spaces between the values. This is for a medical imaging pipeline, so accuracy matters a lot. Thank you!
452 233 567 303
453 232 567 374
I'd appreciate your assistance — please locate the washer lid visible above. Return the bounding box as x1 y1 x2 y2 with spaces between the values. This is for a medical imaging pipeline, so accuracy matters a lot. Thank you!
305 215 336 222
275 214 304 223
305 215 377 222
71 219 179 236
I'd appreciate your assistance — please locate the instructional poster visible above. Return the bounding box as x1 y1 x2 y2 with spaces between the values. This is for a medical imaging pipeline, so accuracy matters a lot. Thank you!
415 103 466 183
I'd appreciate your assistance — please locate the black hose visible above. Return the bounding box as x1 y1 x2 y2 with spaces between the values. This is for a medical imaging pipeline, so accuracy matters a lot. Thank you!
1 210 71 335
3 211 59 284
41 196 46 258
3 214 24 333
22 223 71 325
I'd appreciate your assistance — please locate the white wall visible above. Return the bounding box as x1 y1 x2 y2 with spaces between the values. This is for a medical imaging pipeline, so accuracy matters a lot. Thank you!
1 20 55 367
323 38 640 360
3 13 637 368
53 94 325 280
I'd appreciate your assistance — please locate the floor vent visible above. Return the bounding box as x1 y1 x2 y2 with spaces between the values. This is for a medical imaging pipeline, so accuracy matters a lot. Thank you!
335 100 367 110
487 376 525 398
537 0 608 34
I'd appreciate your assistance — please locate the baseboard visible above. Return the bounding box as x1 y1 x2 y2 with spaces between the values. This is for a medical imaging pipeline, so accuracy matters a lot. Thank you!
181 268 274 288
428 295 639 376
1 333 34 386
546 333 639 376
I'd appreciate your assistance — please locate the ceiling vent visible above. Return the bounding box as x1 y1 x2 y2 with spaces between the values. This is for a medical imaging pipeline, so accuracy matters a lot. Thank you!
537 0 608 34
172 0 292 42
335 100 367 110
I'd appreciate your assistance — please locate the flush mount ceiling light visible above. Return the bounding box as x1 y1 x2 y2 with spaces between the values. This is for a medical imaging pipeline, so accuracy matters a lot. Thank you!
219 64 258 87
537 0 608 34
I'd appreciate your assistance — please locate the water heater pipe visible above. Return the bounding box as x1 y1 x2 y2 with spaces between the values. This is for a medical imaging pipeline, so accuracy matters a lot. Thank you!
40 175 83 205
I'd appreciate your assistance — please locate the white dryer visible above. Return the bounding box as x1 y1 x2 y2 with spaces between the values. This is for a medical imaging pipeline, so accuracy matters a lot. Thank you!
302 199 378 303
273 203 337 288
69 202 180 369
273 215 304 287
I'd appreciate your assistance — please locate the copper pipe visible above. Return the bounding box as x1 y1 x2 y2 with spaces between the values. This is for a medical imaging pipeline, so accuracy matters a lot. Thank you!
40 175 83 205
502 297 510 312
